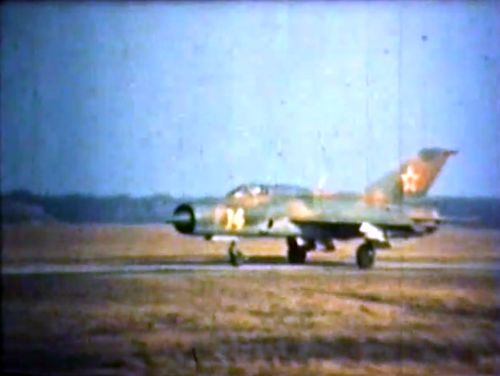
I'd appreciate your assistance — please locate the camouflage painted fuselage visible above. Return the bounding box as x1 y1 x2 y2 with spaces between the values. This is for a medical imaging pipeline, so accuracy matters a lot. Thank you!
168 148 457 246
172 188 438 242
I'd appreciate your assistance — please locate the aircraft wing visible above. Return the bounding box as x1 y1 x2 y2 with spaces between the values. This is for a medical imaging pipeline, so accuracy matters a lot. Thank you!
289 210 416 244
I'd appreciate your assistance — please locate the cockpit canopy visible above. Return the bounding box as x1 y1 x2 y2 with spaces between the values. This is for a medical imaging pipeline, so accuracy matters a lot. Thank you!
226 184 313 199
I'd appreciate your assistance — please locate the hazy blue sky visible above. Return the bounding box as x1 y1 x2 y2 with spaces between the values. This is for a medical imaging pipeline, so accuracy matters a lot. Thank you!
1 1 499 197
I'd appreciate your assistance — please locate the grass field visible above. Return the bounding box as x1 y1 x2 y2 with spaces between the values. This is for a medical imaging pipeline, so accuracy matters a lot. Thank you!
2 225 500 375
3 224 500 265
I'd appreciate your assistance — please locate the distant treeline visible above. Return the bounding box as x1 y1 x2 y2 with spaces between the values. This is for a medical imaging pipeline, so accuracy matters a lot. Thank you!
2 190 500 229
422 196 500 229
1 190 181 224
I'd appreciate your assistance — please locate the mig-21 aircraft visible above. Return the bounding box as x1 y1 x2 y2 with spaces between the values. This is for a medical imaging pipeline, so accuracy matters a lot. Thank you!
166 147 458 269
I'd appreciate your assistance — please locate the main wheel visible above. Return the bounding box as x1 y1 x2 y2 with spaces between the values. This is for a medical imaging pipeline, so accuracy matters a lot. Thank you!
287 237 307 264
356 242 375 269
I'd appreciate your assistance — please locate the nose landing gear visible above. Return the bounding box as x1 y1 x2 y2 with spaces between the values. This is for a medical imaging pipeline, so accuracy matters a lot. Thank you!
228 241 246 267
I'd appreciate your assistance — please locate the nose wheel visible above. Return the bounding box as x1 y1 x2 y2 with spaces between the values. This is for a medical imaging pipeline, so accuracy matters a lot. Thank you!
356 242 376 269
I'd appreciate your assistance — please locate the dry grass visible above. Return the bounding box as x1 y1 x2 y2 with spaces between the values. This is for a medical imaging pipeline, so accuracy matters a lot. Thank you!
2 224 500 265
2 224 500 375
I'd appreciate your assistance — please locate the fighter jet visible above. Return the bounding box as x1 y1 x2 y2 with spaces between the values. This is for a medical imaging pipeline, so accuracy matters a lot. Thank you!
166 147 458 269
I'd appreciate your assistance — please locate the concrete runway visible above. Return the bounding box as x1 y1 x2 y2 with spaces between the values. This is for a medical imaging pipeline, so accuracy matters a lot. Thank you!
3 260 500 276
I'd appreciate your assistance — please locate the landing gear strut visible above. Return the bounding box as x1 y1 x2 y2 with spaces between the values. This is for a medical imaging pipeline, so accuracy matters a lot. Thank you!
287 237 314 264
356 242 376 269
228 241 245 267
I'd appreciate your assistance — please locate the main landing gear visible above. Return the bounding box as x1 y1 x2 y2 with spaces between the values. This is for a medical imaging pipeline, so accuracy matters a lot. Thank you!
287 237 315 264
227 237 377 269
356 242 376 269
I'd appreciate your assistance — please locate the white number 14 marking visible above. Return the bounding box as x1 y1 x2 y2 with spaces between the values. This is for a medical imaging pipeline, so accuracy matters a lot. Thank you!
225 208 245 230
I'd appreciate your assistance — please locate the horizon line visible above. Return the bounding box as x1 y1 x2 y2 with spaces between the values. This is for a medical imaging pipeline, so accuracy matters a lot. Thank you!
2 189 500 201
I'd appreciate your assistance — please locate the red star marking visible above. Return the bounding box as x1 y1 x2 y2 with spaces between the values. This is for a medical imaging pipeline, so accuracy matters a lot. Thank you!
401 165 419 193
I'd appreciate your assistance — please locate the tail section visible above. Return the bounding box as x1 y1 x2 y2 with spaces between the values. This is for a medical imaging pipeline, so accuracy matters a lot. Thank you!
365 148 457 203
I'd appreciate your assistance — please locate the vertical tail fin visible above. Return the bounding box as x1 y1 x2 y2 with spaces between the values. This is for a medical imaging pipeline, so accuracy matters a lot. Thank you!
365 148 457 203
